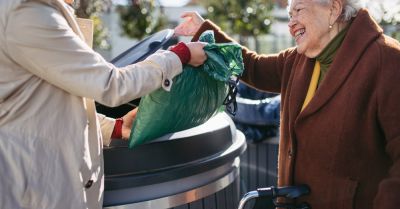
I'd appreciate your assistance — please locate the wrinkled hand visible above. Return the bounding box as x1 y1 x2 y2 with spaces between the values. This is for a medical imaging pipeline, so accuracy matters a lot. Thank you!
121 108 138 140
186 42 207 67
174 11 205 36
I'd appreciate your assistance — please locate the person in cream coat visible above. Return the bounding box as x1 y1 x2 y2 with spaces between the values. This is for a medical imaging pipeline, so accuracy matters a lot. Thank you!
0 0 207 208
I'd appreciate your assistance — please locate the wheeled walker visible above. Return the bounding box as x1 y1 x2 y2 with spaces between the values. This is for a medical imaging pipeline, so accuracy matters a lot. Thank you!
238 185 311 209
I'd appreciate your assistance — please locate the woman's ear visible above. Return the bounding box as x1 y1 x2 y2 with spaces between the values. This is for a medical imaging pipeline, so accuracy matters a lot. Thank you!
330 0 344 23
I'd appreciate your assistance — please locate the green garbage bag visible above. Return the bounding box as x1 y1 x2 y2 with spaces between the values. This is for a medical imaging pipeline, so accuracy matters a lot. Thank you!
128 30 244 148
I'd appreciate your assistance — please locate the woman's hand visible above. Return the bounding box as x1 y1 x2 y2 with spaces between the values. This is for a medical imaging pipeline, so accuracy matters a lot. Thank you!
186 42 207 67
174 11 205 36
121 108 138 140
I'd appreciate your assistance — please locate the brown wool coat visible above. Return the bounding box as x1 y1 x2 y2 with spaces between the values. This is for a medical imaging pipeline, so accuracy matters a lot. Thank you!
193 9 400 209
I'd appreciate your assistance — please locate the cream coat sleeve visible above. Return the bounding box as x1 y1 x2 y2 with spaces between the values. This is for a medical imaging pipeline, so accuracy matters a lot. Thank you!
97 113 115 146
4 2 182 107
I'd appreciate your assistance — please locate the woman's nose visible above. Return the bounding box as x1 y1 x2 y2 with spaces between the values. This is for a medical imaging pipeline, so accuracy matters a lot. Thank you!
288 16 297 28
288 17 297 36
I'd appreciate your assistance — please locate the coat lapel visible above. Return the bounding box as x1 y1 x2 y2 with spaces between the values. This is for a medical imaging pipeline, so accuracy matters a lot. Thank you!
297 9 383 120
288 56 315 123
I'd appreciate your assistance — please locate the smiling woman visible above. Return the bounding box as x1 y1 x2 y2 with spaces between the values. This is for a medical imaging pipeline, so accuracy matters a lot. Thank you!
287 0 362 57
173 0 400 208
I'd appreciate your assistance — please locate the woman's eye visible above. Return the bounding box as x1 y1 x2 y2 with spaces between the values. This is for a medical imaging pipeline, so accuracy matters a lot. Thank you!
296 8 302 12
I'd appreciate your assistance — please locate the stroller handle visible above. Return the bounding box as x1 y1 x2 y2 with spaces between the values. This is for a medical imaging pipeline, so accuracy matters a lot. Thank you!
238 185 310 209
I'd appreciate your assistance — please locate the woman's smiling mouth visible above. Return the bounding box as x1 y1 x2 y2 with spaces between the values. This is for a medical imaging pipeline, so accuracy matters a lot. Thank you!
294 28 306 42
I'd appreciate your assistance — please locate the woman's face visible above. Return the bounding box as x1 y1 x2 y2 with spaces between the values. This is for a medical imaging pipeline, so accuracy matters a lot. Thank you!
288 0 335 58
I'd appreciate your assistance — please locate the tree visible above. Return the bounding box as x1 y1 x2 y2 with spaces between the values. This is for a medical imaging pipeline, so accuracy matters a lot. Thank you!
201 0 274 52
367 0 400 41
74 0 112 50
117 0 167 40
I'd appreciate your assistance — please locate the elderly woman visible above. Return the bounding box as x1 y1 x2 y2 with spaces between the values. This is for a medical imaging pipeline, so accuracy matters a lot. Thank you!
0 0 207 208
175 0 400 208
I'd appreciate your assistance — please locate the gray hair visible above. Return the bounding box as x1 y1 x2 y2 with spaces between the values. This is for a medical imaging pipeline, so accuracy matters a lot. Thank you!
336 0 364 21
288 0 364 22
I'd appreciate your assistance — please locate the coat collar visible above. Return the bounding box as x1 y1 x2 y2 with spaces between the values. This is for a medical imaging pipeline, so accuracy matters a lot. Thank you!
1 0 81 37
292 9 383 122
52 0 85 39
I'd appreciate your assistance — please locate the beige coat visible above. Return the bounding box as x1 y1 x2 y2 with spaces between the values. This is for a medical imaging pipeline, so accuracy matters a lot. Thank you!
0 0 182 208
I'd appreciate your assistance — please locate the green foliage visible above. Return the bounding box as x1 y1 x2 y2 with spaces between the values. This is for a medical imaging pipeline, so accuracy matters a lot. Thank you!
75 0 111 50
92 15 111 49
380 19 400 42
117 0 167 40
201 0 274 38
366 1 400 41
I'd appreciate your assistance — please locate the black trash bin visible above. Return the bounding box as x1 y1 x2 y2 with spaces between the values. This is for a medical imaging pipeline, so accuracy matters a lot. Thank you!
97 29 247 209
103 113 246 209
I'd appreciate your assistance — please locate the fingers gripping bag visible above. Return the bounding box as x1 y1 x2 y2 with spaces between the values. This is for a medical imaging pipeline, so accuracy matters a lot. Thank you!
128 30 244 148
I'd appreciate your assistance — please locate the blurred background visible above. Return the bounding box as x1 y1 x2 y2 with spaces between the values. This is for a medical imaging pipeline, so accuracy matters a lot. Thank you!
75 0 400 61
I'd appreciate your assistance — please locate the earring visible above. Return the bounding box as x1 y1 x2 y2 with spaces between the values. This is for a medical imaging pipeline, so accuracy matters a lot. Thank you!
329 24 333 29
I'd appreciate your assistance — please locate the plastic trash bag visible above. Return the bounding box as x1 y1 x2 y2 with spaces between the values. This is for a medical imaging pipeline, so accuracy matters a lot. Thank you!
128 30 244 148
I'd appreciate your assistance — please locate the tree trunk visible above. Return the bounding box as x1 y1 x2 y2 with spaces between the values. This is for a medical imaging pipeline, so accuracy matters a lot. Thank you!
255 36 261 53
75 0 90 18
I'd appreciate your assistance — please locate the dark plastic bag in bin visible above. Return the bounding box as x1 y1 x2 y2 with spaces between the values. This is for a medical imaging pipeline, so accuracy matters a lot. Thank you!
128 30 244 148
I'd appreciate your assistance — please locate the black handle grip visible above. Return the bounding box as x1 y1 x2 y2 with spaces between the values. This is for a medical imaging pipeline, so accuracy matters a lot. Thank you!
149 41 162 49
257 187 274 197
257 185 310 199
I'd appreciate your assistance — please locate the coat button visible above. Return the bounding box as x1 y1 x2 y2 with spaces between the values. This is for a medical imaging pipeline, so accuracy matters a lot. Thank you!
85 180 93 189
164 79 170 87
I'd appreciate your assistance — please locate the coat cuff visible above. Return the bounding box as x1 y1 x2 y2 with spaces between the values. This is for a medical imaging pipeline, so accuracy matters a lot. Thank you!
192 20 234 44
192 20 222 41
98 114 115 147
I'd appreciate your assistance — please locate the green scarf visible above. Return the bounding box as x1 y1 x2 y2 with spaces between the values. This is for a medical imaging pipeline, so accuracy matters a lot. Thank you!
316 25 350 84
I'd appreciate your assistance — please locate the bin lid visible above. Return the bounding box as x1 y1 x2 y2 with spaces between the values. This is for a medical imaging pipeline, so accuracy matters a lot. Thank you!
111 29 175 67
104 113 236 177
103 113 247 191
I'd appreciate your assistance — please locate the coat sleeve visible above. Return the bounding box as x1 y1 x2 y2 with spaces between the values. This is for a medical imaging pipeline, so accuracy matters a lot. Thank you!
4 2 182 107
191 20 294 93
96 113 115 147
374 40 400 209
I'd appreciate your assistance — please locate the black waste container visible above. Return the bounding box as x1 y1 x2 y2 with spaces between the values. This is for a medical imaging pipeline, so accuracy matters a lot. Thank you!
97 29 247 209
103 113 246 209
